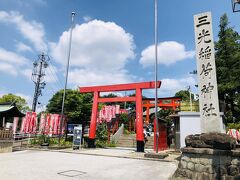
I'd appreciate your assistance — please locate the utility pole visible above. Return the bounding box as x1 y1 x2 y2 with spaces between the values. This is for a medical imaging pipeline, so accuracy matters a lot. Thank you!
31 53 49 112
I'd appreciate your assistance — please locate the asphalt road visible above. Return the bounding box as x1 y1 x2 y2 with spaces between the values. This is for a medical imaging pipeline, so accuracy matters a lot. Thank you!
0 150 177 180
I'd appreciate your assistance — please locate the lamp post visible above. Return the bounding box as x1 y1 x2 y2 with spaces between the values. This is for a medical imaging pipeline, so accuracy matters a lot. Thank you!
58 12 76 145
231 0 240 12
154 0 159 153
187 86 193 112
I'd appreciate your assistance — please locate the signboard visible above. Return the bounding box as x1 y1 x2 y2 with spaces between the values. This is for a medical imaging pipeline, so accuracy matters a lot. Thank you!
194 12 221 133
73 126 82 149
67 124 81 136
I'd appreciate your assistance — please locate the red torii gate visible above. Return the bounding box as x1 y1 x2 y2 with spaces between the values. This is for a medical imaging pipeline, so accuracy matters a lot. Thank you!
79 81 161 152
143 97 181 124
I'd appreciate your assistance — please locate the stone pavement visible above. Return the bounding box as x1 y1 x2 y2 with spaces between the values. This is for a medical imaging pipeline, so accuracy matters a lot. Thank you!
0 148 179 180
31 146 181 162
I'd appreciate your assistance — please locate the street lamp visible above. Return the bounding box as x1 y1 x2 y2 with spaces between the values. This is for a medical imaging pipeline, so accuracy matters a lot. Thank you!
231 0 240 12
189 70 198 87
154 0 159 153
187 86 193 112
189 70 197 75
58 12 76 146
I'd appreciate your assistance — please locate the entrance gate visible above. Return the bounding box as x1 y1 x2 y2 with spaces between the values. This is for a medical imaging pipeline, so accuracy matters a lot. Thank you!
79 81 161 152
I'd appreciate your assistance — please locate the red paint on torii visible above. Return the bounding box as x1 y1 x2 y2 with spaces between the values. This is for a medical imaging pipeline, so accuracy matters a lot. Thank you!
79 81 161 152
143 97 181 124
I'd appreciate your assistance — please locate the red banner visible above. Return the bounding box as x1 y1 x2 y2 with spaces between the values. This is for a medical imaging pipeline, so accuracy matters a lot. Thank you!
18 112 67 135
13 117 19 134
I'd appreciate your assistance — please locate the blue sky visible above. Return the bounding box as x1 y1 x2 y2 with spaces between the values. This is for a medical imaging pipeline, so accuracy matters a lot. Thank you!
0 0 239 111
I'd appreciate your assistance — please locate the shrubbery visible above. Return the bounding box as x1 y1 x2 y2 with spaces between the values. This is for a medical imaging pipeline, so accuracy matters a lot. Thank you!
95 122 108 148
30 135 72 147
227 123 240 131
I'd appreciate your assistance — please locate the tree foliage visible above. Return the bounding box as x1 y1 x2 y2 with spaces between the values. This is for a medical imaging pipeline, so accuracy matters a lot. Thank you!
46 89 93 124
101 93 137 110
95 122 108 148
215 14 240 122
0 93 30 113
175 90 194 102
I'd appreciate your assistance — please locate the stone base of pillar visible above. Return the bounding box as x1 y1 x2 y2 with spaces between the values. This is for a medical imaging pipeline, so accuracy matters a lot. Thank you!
0 140 13 153
137 141 144 152
172 133 240 179
87 138 96 148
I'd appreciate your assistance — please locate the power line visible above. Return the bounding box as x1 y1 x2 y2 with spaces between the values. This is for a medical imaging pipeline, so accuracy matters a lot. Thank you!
47 60 65 88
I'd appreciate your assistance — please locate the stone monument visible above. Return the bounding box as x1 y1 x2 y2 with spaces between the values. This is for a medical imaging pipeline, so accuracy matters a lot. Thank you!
172 12 240 180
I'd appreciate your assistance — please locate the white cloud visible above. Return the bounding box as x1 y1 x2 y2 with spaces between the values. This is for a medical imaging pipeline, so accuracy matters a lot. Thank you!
32 0 47 5
0 48 33 77
0 11 47 52
51 20 136 87
100 92 125 97
16 42 33 52
0 48 29 65
158 76 197 97
44 64 59 83
51 20 135 71
140 41 195 67
17 0 47 6
0 91 32 108
0 63 17 76
83 16 93 22
69 68 136 87
15 93 32 107
21 68 32 81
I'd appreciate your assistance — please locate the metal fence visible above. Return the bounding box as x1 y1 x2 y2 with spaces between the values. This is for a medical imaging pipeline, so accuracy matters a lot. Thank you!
180 102 199 112
0 129 13 139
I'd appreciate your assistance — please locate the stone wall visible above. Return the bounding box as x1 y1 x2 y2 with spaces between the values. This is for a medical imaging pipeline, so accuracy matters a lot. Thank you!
0 140 13 153
172 147 240 180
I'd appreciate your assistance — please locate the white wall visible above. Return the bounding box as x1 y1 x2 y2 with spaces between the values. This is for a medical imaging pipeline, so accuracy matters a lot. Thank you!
178 112 225 148
179 112 201 148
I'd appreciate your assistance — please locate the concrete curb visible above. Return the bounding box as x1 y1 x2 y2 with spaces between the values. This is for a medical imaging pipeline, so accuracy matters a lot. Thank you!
24 147 179 163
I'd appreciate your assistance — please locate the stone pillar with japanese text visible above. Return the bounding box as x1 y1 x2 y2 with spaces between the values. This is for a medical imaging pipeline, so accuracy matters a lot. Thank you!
194 12 221 133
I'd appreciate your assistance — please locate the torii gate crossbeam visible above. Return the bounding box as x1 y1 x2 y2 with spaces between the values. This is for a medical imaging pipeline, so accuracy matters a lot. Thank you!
79 81 161 152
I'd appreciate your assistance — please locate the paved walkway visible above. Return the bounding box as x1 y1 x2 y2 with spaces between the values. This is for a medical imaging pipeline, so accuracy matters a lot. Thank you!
0 148 179 180
31 147 181 162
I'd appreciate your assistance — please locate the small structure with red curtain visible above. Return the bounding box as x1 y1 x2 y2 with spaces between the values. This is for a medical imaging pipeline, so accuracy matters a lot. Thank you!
143 97 181 151
153 119 168 151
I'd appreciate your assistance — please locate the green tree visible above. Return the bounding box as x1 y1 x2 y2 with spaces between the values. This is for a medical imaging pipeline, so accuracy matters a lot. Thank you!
215 14 240 122
102 93 117 106
0 93 30 113
175 90 194 102
95 122 108 148
101 93 137 110
46 89 92 124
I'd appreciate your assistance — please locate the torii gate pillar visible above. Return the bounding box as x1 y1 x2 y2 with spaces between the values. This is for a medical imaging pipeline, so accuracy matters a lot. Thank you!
79 81 161 152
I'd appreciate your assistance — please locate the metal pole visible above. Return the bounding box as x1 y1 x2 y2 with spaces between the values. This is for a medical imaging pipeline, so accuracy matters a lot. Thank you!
124 91 127 109
189 88 193 111
154 0 159 153
58 12 76 145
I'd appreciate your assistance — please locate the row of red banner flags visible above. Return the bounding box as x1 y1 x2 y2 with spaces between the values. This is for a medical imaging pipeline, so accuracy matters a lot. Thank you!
97 105 128 123
13 112 67 135
12 105 127 134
